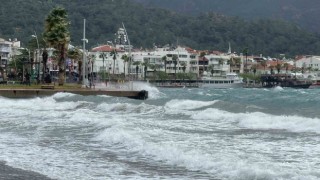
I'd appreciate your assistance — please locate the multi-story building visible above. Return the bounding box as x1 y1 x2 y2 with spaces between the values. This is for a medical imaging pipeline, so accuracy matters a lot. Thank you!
89 44 239 80
0 38 21 77
296 55 320 71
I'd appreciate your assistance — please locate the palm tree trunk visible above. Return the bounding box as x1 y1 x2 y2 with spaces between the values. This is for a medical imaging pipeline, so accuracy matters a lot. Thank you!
165 61 167 73
113 59 115 75
58 45 65 86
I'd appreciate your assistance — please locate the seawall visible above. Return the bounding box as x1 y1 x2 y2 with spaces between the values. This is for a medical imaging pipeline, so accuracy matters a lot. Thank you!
0 89 148 100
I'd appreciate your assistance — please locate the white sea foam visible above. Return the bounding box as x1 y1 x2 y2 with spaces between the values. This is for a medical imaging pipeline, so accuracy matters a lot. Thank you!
165 99 218 110
94 122 319 180
273 86 284 92
97 102 162 116
191 108 320 134
238 112 320 133
52 92 76 99
132 81 165 99
0 132 128 180
0 96 81 112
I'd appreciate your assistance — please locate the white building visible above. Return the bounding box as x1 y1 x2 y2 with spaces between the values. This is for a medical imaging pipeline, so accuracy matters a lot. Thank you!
296 55 320 71
0 38 21 77
89 44 238 80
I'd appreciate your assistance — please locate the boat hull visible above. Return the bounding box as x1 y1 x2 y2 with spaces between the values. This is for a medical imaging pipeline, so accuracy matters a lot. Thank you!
200 82 243 88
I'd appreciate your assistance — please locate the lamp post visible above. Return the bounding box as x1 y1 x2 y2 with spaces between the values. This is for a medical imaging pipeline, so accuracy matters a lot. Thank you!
32 32 40 83
82 19 88 87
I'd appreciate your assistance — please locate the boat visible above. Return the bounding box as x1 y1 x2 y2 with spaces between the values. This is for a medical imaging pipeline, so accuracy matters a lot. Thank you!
305 73 320 88
199 73 243 88
153 81 200 88
260 74 312 89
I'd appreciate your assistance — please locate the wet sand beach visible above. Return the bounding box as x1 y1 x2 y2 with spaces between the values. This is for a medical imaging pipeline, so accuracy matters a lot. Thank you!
0 162 53 180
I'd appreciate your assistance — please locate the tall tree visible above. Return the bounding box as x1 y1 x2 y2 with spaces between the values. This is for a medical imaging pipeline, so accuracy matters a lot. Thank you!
110 49 117 75
283 62 289 73
218 58 224 76
199 52 206 76
172 54 178 80
133 61 141 80
242 47 249 73
142 61 149 80
43 7 70 86
276 63 282 74
67 47 82 83
260 60 267 73
162 55 167 73
121 54 129 77
99 52 108 81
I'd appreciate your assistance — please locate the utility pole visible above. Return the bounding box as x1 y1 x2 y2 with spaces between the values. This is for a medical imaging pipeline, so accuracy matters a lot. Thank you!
82 19 88 87
32 31 40 83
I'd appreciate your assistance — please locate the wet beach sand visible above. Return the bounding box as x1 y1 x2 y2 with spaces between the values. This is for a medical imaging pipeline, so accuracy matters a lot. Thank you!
0 161 53 180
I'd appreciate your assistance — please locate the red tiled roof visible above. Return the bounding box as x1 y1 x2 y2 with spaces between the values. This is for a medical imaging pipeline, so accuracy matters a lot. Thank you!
211 51 222 55
91 45 120 52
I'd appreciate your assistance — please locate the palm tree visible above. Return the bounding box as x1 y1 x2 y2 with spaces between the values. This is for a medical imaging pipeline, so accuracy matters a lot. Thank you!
121 54 129 77
269 65 274 74
110 49 117 75
43 7 70 86
142 61 149 81
242 47 249 73
42 49 48 82
218 58 224 76
172 54 178 80
260 60 267 74
251 64 257 76
276 63 282 74
208 64 214 77
162 55 167 73
283 62 289 73
133 61 140 80
99 52 107 81
199 52 206 76
67 48 82 83
228 57 234 73
149 64 156 80
0 63 4 81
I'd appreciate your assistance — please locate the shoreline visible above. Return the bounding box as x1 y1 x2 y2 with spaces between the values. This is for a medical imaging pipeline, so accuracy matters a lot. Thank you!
0 161 53 180
0 88 148 100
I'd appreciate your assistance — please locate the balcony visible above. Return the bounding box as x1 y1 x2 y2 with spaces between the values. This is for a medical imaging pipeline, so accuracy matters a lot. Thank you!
0 47 11 53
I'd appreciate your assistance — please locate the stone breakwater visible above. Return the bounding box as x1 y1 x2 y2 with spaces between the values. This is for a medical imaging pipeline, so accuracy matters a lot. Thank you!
0 89 148 100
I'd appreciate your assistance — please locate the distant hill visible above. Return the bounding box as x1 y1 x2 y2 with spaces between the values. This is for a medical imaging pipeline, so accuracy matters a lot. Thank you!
1 0 320 57
131 0 320 33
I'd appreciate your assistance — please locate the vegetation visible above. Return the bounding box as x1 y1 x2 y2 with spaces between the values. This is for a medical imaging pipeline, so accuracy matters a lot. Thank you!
43 7 70 86
133 0 320 33
1 0 320 58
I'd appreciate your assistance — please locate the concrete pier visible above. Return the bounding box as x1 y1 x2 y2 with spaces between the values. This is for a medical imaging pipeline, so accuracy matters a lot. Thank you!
0 89 148 100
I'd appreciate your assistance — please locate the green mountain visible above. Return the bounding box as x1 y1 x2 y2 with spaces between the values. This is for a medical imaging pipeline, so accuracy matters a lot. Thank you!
1 0 320 57
132 0 320 33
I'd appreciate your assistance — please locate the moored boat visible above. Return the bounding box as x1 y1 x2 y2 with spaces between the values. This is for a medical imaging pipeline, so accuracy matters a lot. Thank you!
199 73 243 88
260 74 312 89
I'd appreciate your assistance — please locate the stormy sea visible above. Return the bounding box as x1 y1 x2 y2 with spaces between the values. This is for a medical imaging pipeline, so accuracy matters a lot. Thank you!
0 84 319 180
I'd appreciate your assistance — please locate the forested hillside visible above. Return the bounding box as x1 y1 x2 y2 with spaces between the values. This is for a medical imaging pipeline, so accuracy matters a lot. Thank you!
1 0 320 57
132 0 320 33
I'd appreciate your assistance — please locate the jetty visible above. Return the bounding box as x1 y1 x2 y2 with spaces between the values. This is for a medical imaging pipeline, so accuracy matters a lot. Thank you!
0 84 148 100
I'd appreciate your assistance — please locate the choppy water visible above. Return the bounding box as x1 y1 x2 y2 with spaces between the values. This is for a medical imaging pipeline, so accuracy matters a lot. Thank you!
0 84 320 180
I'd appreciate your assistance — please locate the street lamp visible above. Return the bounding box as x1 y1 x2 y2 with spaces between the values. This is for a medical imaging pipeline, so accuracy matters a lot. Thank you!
32 32 40 83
